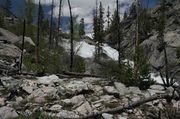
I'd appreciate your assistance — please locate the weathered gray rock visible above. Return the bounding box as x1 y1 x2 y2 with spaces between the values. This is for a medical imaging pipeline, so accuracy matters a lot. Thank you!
62 95 86 106
93 85 104 95
0 76 21 89
33 96 47 104
56 110 79 118
65 81 93 94
49 104 62 112
150 85 165 90
102 113 113 119
21 80 37 94
114 82 127 95
0 28 19 44
0 98 5 106
147 89 166 96
0 44 21 58
75 101 92 116
128 87 142 95
28 86 58 103
103 86 119 97
0 106 18 119
37 75 62 85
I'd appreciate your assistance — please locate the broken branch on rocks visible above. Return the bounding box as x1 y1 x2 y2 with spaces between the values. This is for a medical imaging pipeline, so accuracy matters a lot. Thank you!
63 71 106 78
69 93 178 119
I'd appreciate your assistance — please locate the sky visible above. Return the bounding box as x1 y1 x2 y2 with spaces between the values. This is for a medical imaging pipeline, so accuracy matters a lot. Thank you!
32 0 158 32
33 0 133 24
0 0 159 32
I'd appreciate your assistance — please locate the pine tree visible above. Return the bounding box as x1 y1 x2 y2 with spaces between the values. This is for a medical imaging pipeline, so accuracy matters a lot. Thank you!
25 0 34 25
3 0 12 16
157 0 171 87
123 11 127 20
133 0 152 89
93 0 98 42
107 6 110 28
97 1 104 57
0 13 5 28
79 18 85 37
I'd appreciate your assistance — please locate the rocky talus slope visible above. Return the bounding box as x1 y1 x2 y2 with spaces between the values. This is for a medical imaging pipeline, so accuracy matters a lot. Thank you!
0 75 180 119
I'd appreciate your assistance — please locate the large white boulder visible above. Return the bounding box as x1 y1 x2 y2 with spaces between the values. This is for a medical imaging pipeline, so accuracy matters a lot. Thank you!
37 75 62 85
0 106 18 119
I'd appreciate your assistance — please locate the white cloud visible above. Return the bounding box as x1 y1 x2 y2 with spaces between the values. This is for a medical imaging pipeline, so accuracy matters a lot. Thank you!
33 0 133 31
33 0 133 21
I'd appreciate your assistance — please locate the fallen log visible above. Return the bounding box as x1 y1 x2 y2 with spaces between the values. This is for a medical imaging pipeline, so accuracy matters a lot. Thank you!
66 94 176 119
63 71 106 78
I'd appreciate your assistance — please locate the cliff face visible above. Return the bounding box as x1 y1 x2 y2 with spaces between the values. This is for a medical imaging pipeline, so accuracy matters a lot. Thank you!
107 0 180 75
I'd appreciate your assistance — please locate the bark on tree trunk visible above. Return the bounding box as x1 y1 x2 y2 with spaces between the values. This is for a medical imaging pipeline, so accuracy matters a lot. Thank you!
117 0 121 68
68 0 74 72
19 19 26 72
35 0 41 65
49 0 54 49
56 0 63 47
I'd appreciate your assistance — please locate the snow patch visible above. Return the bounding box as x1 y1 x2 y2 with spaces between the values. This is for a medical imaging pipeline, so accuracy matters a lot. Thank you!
150 73 164 84
103 44 119 61
75 41 95 58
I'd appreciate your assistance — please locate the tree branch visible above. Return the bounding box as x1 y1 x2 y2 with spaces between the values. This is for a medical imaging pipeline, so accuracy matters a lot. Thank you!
63 94 173 119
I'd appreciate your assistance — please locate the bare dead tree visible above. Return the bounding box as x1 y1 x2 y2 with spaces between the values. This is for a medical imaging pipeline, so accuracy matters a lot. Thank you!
56 0 63 47
156 0 170 87
49 0 54 49
35 0 41 64
116 0 121 68
19 19 26 72
134 0 140 80
68 0 74 71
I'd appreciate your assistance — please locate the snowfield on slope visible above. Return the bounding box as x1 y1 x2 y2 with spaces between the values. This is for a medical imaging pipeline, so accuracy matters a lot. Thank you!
61 38 177 85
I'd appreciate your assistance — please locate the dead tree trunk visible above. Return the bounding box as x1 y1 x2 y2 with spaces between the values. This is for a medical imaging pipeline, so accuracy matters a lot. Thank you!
162 0 170 86
56 0 63 47
134 0 140 80
117 0 121 68
63 71 106 78
35 0 41 64
70 94 173 119
19 19 26 72
49 0 54 49
68 0 74 72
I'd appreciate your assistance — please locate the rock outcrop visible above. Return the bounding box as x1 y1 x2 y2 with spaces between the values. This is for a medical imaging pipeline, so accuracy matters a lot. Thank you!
0 75 179 119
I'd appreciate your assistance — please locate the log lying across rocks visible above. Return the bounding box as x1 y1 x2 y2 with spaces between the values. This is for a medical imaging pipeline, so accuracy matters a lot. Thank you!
65 93 178 119
63 71 106 78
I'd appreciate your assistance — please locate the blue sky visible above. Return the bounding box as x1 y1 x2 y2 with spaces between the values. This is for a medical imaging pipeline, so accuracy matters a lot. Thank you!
0 0 159 32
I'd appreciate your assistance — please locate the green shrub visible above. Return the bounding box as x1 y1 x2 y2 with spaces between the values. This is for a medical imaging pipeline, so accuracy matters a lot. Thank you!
99 57 154 90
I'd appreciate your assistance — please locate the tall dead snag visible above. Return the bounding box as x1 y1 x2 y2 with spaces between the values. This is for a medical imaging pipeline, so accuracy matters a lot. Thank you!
157 0 170 87
35 0 41 64
19 19 26 72
56 0 63 47
134 0 140 80
49 0 54 49
68 0 74 71
116 0 121 67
